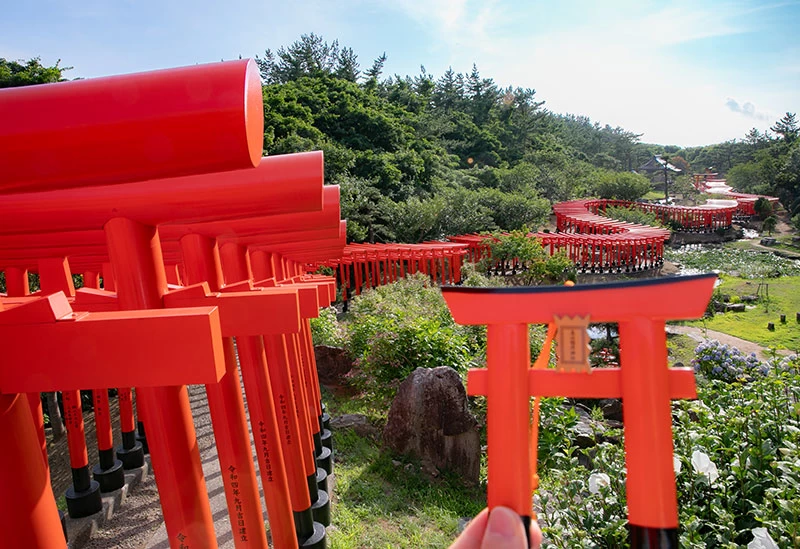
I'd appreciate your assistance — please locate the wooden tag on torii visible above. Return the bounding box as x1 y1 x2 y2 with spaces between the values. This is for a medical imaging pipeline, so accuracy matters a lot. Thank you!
554 315 591 373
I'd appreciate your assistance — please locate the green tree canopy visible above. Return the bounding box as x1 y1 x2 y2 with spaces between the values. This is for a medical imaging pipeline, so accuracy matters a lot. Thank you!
0 57 70 88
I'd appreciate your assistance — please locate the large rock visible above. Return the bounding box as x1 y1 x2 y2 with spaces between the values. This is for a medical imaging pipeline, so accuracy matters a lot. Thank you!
383 367 480 485
314 345 353 387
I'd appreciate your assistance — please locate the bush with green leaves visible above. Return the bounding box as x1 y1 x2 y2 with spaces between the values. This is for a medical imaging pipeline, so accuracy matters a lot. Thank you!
309 306 346 347
345 274 476 388
536 360 800 548
480 230 575 285
603 204 666 229
592 170 652 201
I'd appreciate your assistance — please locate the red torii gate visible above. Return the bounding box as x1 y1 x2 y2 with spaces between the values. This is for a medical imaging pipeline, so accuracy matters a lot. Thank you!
442 274 716 548
320 242 468 299
1 184 337 548
0 58 341 548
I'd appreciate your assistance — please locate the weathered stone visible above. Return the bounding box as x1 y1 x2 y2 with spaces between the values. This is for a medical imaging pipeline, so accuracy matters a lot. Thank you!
330 413 380 439
314 345 353 387
760 237 777 246
598 398 623 422
572 406 597 449
383 367 480 485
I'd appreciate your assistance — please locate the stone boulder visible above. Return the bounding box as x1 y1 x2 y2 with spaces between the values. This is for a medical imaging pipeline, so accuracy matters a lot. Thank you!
314 345 353 387
383 367 480 485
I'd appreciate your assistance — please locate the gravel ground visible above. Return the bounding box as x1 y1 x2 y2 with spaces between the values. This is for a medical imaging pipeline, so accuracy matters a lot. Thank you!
50 383 272 548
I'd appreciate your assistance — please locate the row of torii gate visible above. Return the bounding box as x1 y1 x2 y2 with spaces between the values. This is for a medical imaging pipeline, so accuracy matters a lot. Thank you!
324 187 775 296
0 60 347 549
0 57 734 549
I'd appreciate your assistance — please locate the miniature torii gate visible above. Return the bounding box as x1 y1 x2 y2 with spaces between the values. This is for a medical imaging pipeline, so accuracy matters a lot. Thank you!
441 274 716 548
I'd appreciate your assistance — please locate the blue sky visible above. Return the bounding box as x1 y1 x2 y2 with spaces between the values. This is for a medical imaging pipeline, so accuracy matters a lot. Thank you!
3 0 798 146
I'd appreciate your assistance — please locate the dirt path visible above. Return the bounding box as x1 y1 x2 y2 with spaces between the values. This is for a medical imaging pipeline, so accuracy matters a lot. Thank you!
666 325 794 361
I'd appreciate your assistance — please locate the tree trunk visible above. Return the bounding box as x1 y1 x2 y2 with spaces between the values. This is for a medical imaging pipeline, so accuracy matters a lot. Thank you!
45 391 65 439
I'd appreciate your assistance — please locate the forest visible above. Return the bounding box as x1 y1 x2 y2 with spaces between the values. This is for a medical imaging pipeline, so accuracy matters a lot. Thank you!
3 34 798 240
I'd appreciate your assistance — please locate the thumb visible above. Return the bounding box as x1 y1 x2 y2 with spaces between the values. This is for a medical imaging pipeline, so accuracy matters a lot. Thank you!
480 507 529 549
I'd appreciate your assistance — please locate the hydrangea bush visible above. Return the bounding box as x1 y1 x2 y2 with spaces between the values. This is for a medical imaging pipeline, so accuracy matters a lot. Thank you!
537 354 800 548
692 340 766 382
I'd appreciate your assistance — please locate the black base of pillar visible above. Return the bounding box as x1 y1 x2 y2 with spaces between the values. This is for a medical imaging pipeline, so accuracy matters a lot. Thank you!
316 467 328 493
92 459 125 492
136 434 148 455
65 480 102 518
316 446 332 475
300 521 327 548
136 421 148 454
321 412 331 431
59 510 68 542
116 440 144 470
293 508 327 548
321 429 332 451
313 431 323 456
311 488 331 526
629 525 678 548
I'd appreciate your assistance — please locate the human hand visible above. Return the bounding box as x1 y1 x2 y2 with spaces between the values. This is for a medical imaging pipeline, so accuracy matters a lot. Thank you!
450 506 543 549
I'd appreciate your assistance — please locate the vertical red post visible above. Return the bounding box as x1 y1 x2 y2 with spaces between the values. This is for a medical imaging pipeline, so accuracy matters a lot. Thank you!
619 318 678 542
486 324 532 532
180 233 270 549
105 217 217 547
0 393 67 548
79 269 127 493
100 262 144 470
39 257 104 517
217 243 308 549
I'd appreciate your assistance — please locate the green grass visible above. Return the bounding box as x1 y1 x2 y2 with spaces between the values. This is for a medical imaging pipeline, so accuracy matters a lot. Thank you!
687 275 800 352
727 236 800 256
667 333 698 367
641 190 664 201
324 390 485 548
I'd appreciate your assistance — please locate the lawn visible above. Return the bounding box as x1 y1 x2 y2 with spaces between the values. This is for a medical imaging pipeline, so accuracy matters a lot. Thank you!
687 275 800 352
325 390 485 549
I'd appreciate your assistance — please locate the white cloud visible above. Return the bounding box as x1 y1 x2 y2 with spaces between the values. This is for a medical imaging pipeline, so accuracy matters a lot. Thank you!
725 98 770 121
386 0 787 145
373 0 504 54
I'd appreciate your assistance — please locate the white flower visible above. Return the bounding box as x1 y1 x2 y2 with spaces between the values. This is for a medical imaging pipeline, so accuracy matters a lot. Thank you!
673 456 682 475
747 527 778 549
691 450 719 484
588 472 610 494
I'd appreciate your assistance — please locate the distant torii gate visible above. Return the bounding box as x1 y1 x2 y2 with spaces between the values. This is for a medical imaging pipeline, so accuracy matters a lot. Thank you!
442 274 716 548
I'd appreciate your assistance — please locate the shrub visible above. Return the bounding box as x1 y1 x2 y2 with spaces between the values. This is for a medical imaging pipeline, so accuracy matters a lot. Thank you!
691 340 765 382
538 365 800 547
345 275 475 388
480 230 575 285
593 170 652 201
603 204 666 229
309 306 345 347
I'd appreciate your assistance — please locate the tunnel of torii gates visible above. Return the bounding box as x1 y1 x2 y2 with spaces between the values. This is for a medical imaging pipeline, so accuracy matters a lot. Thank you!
0 59 354 549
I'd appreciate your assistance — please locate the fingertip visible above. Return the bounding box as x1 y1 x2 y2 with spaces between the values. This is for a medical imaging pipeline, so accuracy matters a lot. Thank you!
481 507 527 548
529 520 543 549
